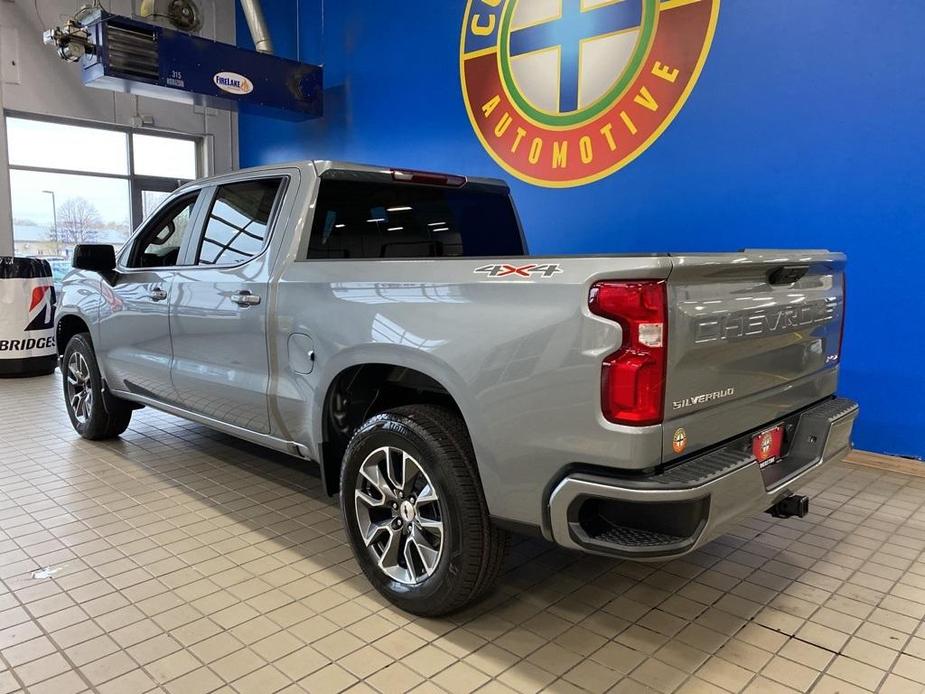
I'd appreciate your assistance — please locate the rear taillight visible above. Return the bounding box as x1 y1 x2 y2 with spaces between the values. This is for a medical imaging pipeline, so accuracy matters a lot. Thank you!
589 280 668 426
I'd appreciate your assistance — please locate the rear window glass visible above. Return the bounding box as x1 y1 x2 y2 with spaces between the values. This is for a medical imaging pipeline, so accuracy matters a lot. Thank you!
306 179 524 259
197 178 283 266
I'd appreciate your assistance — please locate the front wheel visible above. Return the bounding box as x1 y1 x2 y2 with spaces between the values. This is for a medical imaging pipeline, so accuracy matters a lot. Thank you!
340 405 509 616
62 333 133 440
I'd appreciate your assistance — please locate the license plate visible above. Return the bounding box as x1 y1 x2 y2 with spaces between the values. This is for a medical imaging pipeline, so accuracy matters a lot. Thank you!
753 425 784 468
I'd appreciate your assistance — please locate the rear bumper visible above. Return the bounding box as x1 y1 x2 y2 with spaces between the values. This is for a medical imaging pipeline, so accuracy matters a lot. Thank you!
547 397 859 559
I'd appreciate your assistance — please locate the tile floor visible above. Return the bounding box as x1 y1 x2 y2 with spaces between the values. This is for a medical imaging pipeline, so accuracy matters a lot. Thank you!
1 373 924 694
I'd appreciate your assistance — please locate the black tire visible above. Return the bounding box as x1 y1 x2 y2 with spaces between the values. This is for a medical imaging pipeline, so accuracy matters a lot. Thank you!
62 333 133 440
340 405 509 616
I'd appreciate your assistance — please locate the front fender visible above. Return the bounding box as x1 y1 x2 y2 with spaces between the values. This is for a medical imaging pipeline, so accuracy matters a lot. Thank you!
56 272 103 355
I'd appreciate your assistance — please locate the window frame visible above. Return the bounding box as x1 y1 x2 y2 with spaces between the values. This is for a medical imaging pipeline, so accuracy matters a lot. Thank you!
187 175 289 270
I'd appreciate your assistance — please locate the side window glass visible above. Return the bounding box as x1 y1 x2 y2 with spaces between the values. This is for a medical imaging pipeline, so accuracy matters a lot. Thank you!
196 178 283 266
126 194 199 269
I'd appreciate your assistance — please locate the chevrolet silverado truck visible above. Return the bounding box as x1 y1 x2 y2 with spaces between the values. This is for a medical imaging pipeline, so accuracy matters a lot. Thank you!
55 160 858 615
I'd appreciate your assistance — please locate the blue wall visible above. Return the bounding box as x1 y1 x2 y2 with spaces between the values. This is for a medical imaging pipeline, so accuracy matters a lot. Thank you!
238 1 925 460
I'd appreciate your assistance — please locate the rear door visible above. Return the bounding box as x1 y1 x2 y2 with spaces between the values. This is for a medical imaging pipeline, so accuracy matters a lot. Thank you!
168 175 289 434
664 252 846 460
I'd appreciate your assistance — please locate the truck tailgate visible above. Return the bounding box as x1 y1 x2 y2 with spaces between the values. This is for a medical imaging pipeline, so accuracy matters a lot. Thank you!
664 251 845 461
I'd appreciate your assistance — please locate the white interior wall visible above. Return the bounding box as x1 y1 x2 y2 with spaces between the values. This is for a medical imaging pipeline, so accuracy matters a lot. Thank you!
0 0 240 256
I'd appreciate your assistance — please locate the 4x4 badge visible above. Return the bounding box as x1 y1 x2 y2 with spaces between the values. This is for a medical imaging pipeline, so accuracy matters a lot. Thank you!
474 263 562 278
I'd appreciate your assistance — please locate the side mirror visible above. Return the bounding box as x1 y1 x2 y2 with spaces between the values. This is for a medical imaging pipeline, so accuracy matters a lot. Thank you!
72 244 116 274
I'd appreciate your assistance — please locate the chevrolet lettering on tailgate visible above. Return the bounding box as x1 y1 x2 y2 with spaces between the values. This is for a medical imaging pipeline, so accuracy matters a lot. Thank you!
694 299 837 344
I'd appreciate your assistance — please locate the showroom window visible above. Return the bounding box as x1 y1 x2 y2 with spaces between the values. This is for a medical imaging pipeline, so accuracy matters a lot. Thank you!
6 113 200 280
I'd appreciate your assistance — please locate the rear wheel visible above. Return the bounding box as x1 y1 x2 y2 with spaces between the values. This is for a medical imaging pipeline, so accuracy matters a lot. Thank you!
63 333 133 440
340 405 509 616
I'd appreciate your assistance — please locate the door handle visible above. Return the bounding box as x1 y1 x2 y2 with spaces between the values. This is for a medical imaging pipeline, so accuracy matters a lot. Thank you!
231 291 261 307
148 288 168 302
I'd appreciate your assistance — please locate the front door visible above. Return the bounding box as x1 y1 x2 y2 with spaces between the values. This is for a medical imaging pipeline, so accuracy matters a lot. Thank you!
97 190 203 404
169 177 286 434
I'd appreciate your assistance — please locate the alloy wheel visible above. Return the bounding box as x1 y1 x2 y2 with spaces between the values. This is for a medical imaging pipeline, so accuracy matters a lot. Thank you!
354 446 444 585
66 352 93 425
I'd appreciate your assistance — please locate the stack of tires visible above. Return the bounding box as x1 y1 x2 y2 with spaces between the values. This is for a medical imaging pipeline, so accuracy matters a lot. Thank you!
0 257 57 377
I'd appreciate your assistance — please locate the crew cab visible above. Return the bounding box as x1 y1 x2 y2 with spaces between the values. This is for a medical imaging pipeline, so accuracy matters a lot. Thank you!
55 160 858 615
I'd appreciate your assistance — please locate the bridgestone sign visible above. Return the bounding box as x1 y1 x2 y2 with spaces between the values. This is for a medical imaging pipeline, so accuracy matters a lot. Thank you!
0 257 57 377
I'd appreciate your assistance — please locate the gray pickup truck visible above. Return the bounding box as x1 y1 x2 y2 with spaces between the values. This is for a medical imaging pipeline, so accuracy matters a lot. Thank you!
55 160 858 615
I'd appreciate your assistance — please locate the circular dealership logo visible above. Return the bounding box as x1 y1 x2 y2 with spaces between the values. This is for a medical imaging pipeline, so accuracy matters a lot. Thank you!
460 0 720 187
672 427 688 454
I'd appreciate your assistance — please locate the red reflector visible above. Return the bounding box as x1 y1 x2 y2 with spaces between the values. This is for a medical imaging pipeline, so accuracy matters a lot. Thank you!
391 169 466 187
589 281 667 426
753 425 784 464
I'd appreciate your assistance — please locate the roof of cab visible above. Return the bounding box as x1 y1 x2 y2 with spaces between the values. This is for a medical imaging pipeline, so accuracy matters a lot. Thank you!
176 160 509 192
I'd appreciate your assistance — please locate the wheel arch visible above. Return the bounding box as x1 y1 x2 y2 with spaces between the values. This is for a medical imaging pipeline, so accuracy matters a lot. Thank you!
316 357 483 496
56 313 92 356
